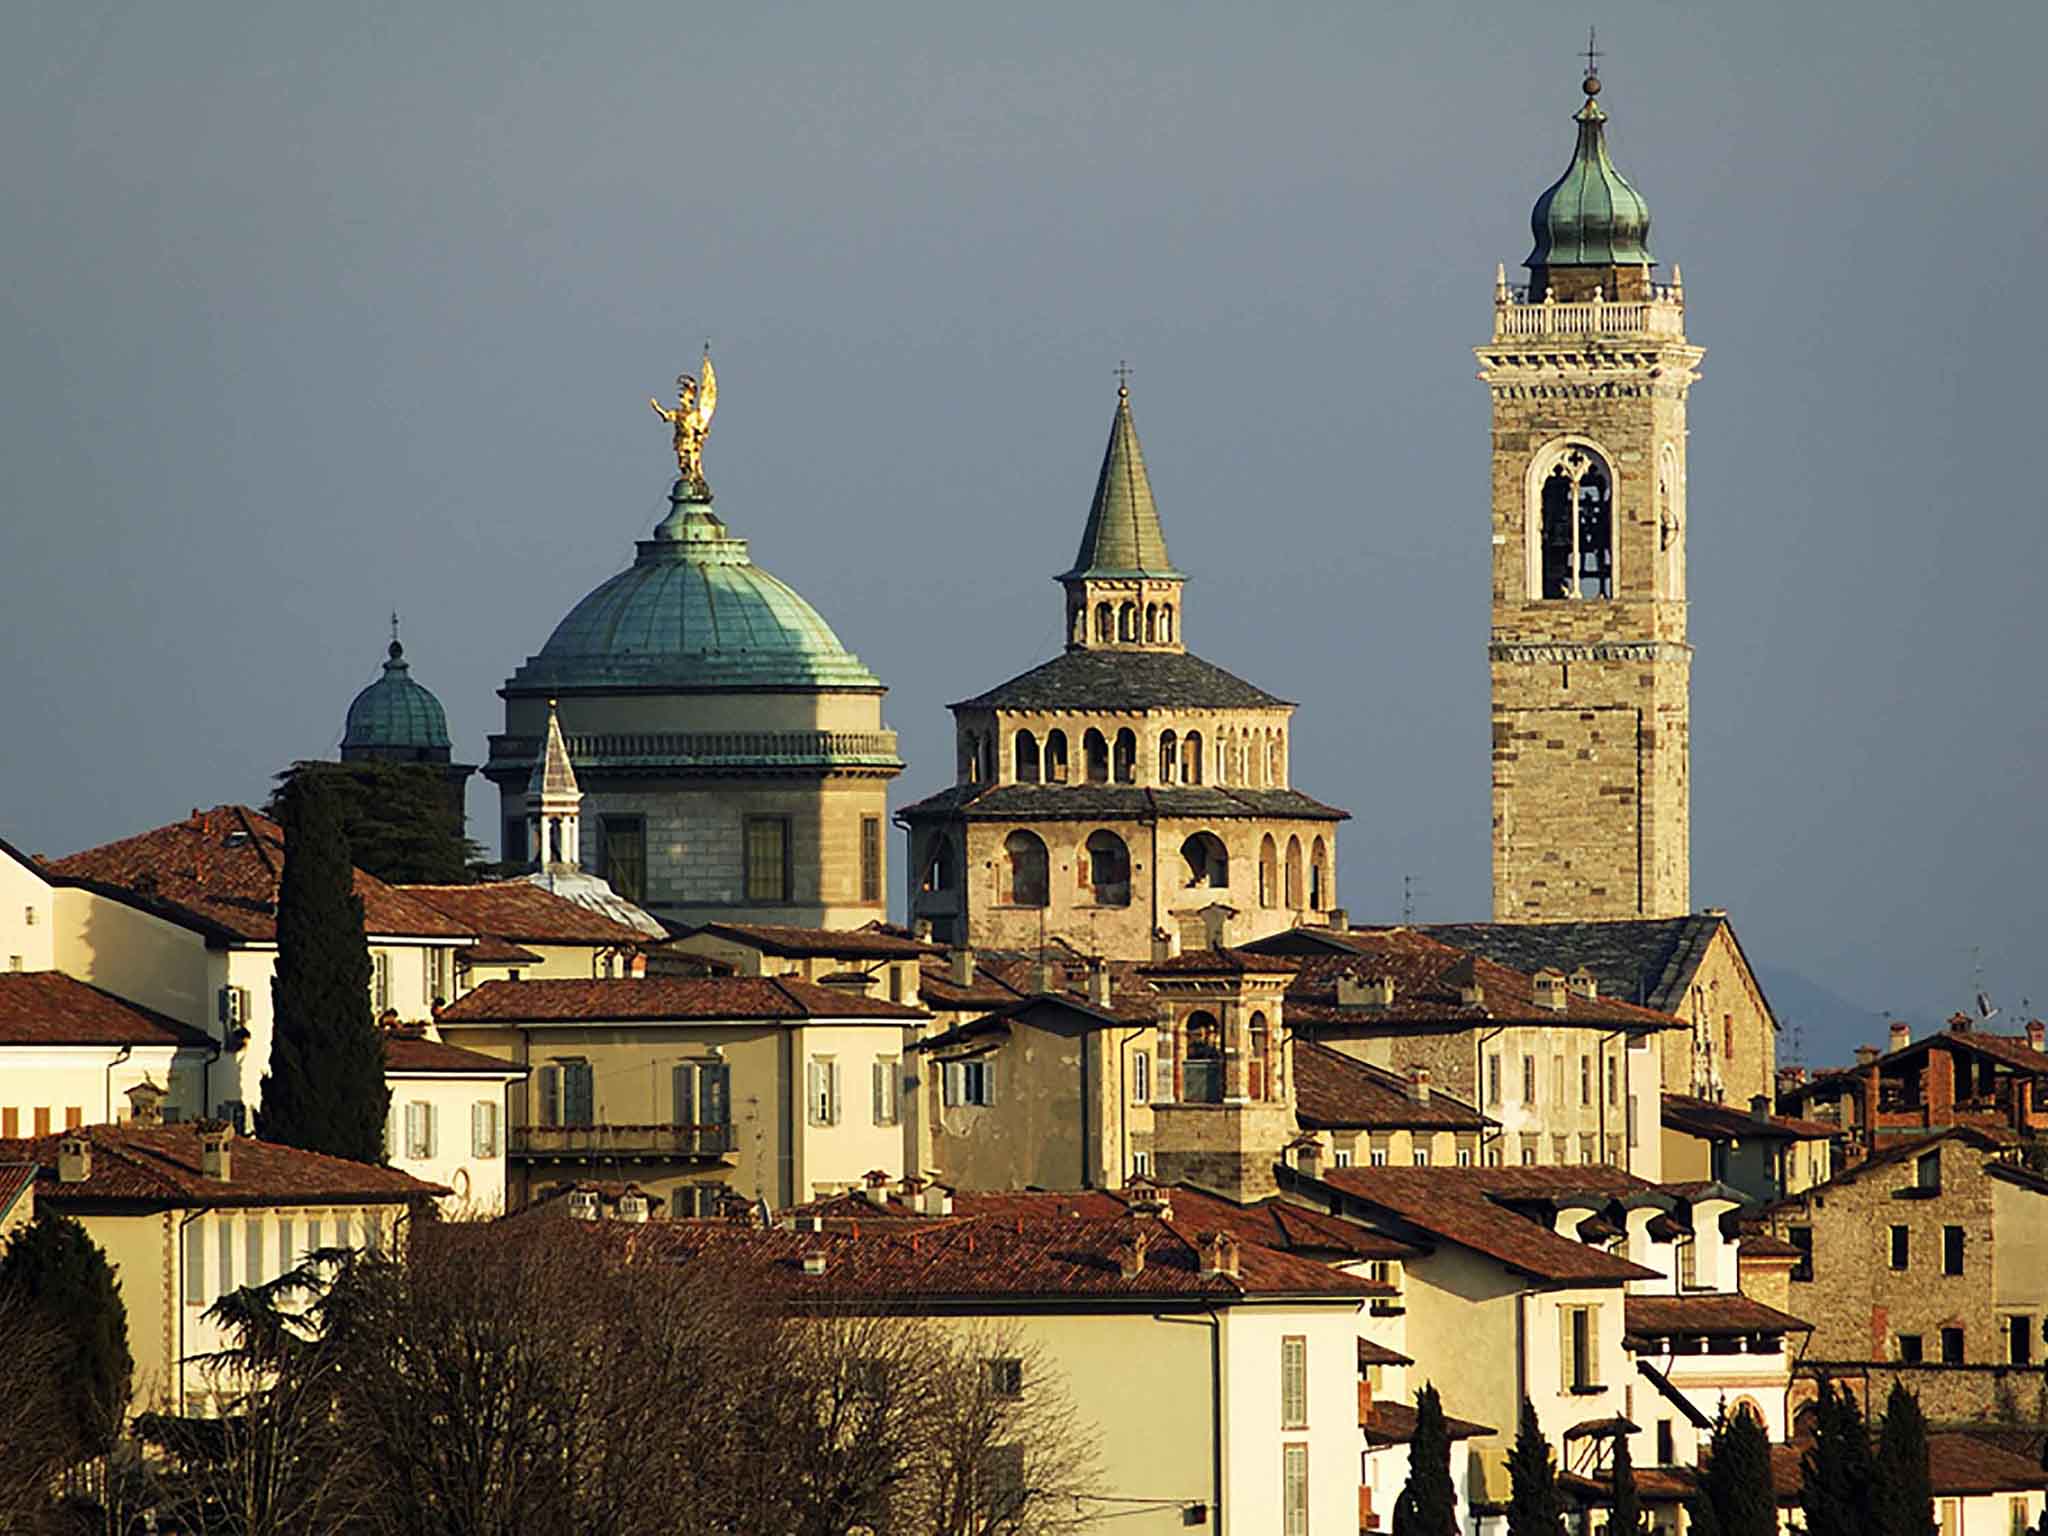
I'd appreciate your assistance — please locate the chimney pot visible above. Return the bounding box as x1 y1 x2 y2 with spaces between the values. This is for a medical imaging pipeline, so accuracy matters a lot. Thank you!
1532 969 1568 1011
1888 1021 1911 1053
124 1077 167 1127
57 1134 92 1184
1089 959 1113 1009
2028 1021 2045 1053
913 918 934 942
1854 1045 1881 1067
1197 1231 1241 1279
950 946 976 988
196 1118 235 1182
1338 973 1395 1010
800 1251 828 1276
1568 967 1598 1001
1292 1137 1323 1177
1152 927 1182 962
1328 908 1350 934
1117 1232 1149 1279
1407 1065 1432 1103
1750 1094 1770 1123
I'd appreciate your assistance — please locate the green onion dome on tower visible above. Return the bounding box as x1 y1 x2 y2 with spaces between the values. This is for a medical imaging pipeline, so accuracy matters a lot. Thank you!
342 635 453 752
1525 71 1654 271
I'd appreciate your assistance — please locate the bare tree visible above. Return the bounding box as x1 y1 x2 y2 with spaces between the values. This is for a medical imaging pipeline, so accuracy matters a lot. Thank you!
0 1290 71 1535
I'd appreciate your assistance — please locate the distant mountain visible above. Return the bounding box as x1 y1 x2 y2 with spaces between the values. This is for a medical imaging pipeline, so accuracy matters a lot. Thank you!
1753 964 1889 1070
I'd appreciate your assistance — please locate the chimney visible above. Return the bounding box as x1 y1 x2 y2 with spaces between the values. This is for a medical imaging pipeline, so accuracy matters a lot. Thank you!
1030 954 1057 994
1199 906 1234 949
1532 969 1568 1012
1152 927 1182 962
2029 1020 2045 1053
1089 959 1113 1009
57 1133 92 1184
1854 1045 1881 1068
1292 1136 1323 1178
1442 954 1484 1007
1750 1094 1771 1123
862 1169 891 1206
800 1251 829 1276
1338 973 1396 1010
1117 1232 1149 1279
950 946 976 988
1947 1012 1972 1035
1888 1021 1911 1053
124 1077 167 1127
629 951 648 979
1327 907 1350 934
920 1185 954 1217
1568 967 1599 1001
1406 1065 1432 1103
1197 1231 1241 1279
1124 1178 1173 1220
913 918 934 942
197 1119 234 1182
821 969 878 999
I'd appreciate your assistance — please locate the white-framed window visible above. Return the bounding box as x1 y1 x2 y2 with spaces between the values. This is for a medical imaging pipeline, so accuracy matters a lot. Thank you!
942 1059 996 1107
988 1358 1024 1398
218 1220 235 1296
1457 1147 1474 1167
1131 1050 1151 1104
872 1059 900 1127
1369 1147 1389 1167
1486 1053 1501 1106
1561 1303 1602 1390
183 1218 207 1307
1283 1443 1309 1536
1413 1148 1430 1167
807 1057 841 1126
472 1100 500 1158
372 951 391 1013
1131 1149 1153 1177
1280 1335 1308 1428
245 1218 264 1286
1522 1054 1537 1105
278 1217 296 1270
404 1102 436 1160
1333 1147 1354 1168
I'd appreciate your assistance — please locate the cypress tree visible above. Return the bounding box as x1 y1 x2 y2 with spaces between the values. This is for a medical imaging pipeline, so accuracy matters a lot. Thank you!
1609 1427 1645 1536
1874 1382 1935 1536
259 773 389 1161
1687 1408 1776 1536
1507 1400 1567 1536
0 1212 133 1459
1394 1383 1460 1536
269 760 476 885
1802 1379 1876 1536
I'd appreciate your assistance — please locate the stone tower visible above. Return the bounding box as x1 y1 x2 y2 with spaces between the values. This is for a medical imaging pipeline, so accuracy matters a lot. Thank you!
1480 69 1704 923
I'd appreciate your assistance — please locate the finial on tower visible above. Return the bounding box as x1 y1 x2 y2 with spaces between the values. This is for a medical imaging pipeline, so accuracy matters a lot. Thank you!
650 351 719 497
1114 359 1133 401
1581 25 1603 94
388 610 403 661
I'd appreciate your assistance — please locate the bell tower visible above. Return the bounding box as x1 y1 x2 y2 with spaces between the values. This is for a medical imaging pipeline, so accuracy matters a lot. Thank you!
1480 67 1703 922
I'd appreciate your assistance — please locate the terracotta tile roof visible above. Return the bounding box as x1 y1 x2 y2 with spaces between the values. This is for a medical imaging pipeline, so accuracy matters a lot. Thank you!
1662 1093 1839 1142
1139 946 1295 977
1621 1293 1811 1344
1358 1337 1413 1367
436 975 927 1025
49 806 471 943
0 1123 446 1209
1765 1437 2048 1501
633 1210 1379 1304
1362 1399 1496 1445
399 881 649 947
674 922 942 960
1247 929 1687 1033
0 971 211 1048
1737 1231 1806 1259
954 949 1157 1022
0 1162 35 1224
381 1031 525 1076
463 935 544 964
1317 1166 1661 1284
1295 1041 1490 1131
1896 1027 2048 1076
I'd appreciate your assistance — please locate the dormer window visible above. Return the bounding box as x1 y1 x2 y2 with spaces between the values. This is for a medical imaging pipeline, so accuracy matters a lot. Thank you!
1539 447 1614 599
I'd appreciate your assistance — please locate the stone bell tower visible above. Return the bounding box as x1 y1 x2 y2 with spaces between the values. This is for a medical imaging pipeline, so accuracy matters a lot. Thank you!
1480 67 1704 922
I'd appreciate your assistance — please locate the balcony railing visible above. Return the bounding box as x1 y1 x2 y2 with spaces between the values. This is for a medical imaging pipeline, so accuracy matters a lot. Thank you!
511 1123 734 1160
1491 289 1687 341
487 730 901 775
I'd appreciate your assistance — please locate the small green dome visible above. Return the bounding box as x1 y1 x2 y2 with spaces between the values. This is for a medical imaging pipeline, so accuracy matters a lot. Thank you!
509 484 883 693
343 641 452 750
1526 79 1654 270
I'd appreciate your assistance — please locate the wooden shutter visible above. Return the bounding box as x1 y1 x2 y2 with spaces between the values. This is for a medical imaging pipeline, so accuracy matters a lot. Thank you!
1280 1336 1307 1427
538 1066 561 1127
426 1103 438 1158
673 1065 695 1126
1586 1303 1601 1385
1560 1306 1575 1389
702 1065 730 1129
828 1060 841 1124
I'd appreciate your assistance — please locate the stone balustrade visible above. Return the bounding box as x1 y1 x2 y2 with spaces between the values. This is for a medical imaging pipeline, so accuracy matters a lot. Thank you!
486 728 902 774
1492 290 1687 341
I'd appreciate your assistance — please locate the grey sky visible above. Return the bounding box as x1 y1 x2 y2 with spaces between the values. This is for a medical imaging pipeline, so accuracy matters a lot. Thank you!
4 2 2044 1059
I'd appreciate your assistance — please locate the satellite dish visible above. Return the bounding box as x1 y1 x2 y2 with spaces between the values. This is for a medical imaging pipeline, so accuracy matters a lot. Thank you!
1976 991 2000 1021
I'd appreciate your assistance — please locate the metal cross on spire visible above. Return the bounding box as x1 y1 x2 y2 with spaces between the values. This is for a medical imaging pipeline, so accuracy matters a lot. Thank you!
1581 26 1602 77
390 610 400 644
1114 359 1133 396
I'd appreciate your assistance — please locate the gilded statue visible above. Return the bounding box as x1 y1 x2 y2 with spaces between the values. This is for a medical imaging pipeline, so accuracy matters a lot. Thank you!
650 354 718 491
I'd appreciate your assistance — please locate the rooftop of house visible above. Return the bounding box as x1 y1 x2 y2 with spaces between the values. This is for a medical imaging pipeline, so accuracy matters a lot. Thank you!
381 1028 527 1077
1766 1436 2048 1500
1294 1041 1491 1132
1362 1398 1496 1446
1311 1165 1664 1285
1661 1093 1839 1143
397 880 650 948
0 1123 447 1209
0 971 213 1049
1417 914 1755 1019
47 805 473 944
1621 1293 1812 1345
435 975 928 1025
1768 1125 2048 1211
671 921 943 961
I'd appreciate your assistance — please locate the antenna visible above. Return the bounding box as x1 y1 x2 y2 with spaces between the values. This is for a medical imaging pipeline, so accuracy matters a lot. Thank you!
1401 874 1420 925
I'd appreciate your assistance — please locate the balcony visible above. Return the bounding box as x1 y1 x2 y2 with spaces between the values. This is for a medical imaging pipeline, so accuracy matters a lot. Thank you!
1490 286 1686 342
487 729 901 777
510 1123 734 1161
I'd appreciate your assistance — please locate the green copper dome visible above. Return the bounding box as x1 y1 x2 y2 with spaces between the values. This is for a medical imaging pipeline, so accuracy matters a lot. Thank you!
508 483 883 693
342 640 453 750
1526 78 1654 270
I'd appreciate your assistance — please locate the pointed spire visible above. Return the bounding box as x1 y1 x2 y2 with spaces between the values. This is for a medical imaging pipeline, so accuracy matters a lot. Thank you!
525 700 582 870
528 699 581 801
1063 381 1181 580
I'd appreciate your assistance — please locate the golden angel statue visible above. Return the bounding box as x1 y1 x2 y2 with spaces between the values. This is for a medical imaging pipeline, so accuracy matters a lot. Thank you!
650 354 718 490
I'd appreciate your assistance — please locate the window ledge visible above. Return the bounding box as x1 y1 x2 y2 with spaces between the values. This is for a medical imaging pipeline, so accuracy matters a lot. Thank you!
1568 1385 1606 1396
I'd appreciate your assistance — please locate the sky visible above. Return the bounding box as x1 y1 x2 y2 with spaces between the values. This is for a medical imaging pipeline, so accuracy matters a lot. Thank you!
4 2 2044 1062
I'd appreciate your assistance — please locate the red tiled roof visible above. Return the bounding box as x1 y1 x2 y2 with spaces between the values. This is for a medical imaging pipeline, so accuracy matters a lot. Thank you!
633 1210 1379 1303
1358 1337 1413 1367
0 1123 446 1208
0 1162 35 1223
1295 1041 1490 1131
676 922 942 960
0 972 212 1048
1738 1232 1806 1260
1766 1437 2048 1500
1363 1399 1496 1445
49 806 471 943
1139 946 1296 977
437 976 927 1025
1622 1293 1811 1343
1662 1093 1839 1142
464 935 544 964
400 881 649 946
1319 1166 1660 1284
382 1031 525 1076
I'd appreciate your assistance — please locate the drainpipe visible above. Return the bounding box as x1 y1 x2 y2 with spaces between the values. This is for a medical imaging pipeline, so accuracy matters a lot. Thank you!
1478 1025 1507 1161
1154 1309 1226 1531
175 1208 202 1414
104 1043 133 1123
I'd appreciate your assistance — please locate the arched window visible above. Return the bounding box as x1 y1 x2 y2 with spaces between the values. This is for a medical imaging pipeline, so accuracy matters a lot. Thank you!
1309 837 1328 911
1184 1011 1223 1103
1118 602 1137 642
1258 835 1278 909
1113 728 1137 784
1095 603 1113 643
1069 601 1086 646
959 732 983 784
1248 1011 1270 1101
1539 446 1614 600
1159 729 1178 784
1220 730 1236 786
1181 832 1228 889
1013 730 1040 784
1268 734 1283 786
1248 734 1265 788
1161 604 1174 643
1284 836 1304 909
981 734 996 784
920 837 958 894
1083 729 1109 784
1182 730 1204 784
1045 729 1070 783
1084 830 1131 907
1145 604 1158 643
1659 441 1684 601
1004 830 1049 907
